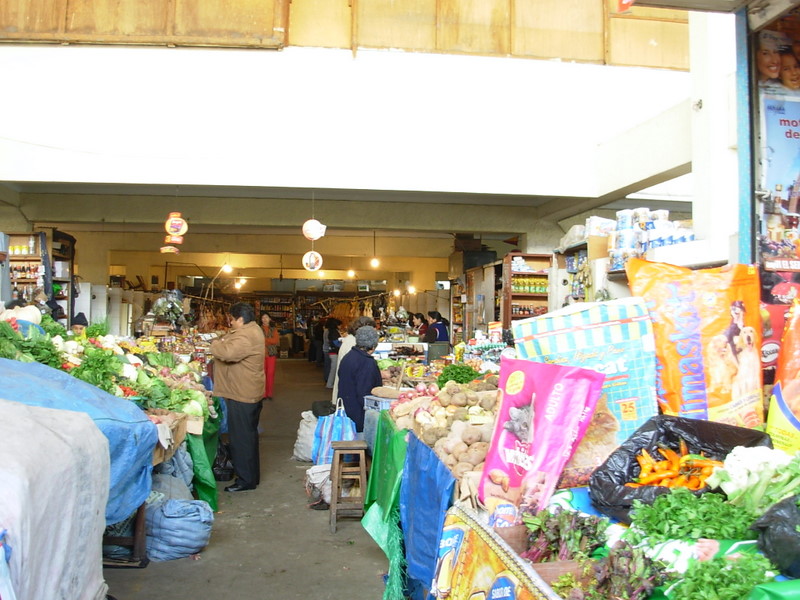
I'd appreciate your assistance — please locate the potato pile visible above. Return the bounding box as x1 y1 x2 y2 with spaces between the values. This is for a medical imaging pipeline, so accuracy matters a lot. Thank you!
387 379 499 482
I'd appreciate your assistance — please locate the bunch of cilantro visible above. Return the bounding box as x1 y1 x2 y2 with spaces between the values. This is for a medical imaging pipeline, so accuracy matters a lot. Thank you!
629 487 757 544
670 554 775 599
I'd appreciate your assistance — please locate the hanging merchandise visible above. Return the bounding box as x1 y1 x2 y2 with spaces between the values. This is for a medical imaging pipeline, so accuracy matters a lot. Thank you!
164 212 189 236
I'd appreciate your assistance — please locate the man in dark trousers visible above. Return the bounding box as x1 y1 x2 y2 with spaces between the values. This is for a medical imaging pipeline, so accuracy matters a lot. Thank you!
210 302 265 492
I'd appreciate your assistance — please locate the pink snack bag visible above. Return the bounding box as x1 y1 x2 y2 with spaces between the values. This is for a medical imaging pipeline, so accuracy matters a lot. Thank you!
478 357 605 526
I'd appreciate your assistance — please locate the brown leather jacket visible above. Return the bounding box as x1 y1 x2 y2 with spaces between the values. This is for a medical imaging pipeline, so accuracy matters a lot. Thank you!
210 320 265 403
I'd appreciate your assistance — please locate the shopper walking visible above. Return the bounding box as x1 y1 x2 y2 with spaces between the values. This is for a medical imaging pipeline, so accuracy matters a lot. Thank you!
210 302 265 492
260 313 280 401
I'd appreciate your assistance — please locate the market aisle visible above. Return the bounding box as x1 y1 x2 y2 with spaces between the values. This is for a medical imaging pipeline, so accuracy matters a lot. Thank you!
104 358 389 599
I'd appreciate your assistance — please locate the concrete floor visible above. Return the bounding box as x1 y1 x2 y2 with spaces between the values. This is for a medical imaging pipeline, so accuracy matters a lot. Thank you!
104 358 389 599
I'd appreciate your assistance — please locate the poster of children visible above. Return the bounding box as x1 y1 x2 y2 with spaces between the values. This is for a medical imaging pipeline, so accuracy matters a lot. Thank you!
758 13 800 270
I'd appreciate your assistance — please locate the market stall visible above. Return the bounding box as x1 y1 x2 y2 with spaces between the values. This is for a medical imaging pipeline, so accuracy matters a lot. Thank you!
359 266 800 600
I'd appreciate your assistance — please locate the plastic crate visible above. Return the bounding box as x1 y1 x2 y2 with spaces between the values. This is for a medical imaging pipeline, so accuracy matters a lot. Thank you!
364 395 392 412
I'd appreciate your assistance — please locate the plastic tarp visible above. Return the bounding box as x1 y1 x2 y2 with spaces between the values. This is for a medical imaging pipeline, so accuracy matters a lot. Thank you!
0 398 109 600
0 357 157 525
399 433 456 593
362 410 409 600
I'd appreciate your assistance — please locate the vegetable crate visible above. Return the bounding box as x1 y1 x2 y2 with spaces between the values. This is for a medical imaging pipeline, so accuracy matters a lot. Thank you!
364 395 392 412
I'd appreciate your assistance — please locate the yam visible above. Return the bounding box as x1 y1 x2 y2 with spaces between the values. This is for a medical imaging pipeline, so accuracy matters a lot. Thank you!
449 420 468 440
434 437 449 453
479 423 494 443
371 386 401 399
465 390 479 406
437 391 452 407
451 392 468 407
452 462 474 479
445 380 461 395
464 442 489 466
444 454 458 469
421 428 440 447
451 441 468 457
461 425 482 445
476 390 498 411
395 415 414 431
452 407 469 421
475 461 485 472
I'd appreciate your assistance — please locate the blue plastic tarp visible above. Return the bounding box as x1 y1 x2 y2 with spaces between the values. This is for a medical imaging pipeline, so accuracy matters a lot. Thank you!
0 358 158 525
399 433 456 592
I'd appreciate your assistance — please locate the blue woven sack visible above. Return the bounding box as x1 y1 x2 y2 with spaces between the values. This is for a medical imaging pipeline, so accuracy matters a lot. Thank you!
312 399 356 465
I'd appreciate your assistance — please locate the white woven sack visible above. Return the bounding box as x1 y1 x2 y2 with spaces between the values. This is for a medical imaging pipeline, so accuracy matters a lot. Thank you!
293 410 317 462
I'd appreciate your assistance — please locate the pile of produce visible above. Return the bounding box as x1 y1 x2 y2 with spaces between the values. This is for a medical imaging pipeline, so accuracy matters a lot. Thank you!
705 446 800 516
628 487 757 543
519 507 672 600
0 321 214 421
627 444 723 490
373 377 499 481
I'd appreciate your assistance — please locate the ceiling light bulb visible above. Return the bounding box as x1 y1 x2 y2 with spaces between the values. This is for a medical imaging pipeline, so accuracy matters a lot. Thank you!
221 264 233 273
370 257 380 268
347 269 355 278
393 289 401 297
234 281 242 289
408 285 416 294
238 277 246 285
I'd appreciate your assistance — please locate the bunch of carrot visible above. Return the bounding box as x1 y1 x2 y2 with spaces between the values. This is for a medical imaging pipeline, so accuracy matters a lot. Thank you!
625 440 723 490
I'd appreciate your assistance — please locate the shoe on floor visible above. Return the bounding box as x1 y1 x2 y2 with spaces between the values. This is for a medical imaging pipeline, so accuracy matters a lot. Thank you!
309 499 329 511
225 482 256 492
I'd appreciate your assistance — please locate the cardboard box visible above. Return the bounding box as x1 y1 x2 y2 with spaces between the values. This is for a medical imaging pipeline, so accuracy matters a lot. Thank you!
146 409 188 465
186 414 204 435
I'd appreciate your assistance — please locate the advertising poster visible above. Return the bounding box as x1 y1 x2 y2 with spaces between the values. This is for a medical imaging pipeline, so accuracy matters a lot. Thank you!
758 19 800 272
430 505 556 600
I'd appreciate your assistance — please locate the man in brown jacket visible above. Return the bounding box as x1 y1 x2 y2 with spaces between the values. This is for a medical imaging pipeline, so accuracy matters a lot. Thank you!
210 302 266 492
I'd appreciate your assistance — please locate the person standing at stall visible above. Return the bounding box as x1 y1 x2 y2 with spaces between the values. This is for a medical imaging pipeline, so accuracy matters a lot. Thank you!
331 316 376 403
423 311 450 344
210 302 265 492
260 312 280 401
337 325 383 435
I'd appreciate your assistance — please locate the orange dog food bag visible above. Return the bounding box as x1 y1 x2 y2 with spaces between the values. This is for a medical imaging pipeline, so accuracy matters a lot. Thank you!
626 258 763 427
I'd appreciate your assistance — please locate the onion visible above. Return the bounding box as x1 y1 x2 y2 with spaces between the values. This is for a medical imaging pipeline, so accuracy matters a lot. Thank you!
398 392 409 401
415 382 428 394
427 383 440 395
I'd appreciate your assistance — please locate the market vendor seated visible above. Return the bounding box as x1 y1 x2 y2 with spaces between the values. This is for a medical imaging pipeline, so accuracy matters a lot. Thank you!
70 312 88 338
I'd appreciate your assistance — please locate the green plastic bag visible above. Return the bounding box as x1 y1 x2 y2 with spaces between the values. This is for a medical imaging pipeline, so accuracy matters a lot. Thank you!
185 397 221 511
748 580 800 600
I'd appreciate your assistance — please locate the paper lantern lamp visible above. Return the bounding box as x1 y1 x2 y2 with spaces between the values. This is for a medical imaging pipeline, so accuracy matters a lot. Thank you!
302 219 327 241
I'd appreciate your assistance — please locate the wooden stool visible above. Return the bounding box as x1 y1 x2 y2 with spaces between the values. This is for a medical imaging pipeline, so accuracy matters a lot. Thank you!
329 439 368 533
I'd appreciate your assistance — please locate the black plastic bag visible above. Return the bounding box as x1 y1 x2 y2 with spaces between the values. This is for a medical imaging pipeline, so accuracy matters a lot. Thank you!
212 440 234 482
753 494 800 578
588 415 772 523
311 400 336 418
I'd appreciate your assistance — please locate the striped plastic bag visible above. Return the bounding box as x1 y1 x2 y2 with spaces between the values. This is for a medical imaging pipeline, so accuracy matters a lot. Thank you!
512 297 659 487
311 398 356 465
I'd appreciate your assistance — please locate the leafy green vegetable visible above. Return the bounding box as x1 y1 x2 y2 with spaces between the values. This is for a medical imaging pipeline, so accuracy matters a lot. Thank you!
145 352 176 369
706 446 800 517
16 328 62 369
70 346 123 394
551 541 674 600
669 553 775 599
437 364 480 387
629 487 757 544
39 314 67 338
521 506 608 562
85 319 109 338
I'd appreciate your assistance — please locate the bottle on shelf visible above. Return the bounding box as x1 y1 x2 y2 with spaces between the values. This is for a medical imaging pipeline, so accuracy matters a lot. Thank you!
28 236 35 255
11 285 19 300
